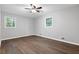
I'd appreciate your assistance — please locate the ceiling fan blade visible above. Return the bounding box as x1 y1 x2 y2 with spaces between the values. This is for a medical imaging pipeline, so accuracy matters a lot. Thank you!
37 7 42 9
30 4 32 6
36 10 40 12
25 8 32 10
30 4 36 9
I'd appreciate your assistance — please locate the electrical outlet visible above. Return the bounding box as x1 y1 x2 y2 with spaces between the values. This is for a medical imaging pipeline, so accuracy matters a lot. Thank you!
61 37 65 40
40 34 42 35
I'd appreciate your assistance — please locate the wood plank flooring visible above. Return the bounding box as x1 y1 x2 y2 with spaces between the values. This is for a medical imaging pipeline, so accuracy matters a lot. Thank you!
0 35 79 54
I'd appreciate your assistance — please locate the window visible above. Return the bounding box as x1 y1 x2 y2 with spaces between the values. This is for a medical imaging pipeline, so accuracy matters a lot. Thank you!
4 16 16 28
46 17 53 28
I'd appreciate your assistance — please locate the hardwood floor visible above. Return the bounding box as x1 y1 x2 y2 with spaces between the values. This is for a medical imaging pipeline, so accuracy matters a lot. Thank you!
0 35 79 54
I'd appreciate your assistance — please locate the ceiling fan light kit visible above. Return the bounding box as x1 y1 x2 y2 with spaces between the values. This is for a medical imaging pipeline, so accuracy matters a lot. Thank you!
25 4 42 13
31 10 37 13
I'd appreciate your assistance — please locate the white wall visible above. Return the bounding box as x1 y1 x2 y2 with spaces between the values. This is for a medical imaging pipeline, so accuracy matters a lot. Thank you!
1 11 34 40
0 5 79 45
0 8 1 46
0 8 1 39
35 6 79 44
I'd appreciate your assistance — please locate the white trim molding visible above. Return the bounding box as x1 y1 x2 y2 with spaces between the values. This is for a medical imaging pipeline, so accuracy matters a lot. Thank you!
36 34 79 46
1 34 35 41
1 34 79 46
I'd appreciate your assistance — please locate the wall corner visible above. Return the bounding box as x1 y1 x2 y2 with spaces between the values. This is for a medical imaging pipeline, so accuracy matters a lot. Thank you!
0 40 1 47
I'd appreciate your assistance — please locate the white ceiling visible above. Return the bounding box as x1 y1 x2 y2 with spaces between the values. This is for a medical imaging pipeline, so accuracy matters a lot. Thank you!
0 4 78 18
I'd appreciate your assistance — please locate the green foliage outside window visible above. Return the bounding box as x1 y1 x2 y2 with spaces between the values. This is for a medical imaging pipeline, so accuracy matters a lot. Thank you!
4 16 16 28
46 17 52 27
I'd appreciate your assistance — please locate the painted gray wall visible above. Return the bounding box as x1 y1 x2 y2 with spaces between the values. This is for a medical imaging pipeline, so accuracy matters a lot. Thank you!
1 11 34 40
35 6 79 43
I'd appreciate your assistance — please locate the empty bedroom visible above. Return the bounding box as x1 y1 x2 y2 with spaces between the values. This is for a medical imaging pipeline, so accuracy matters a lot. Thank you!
0 4 79 54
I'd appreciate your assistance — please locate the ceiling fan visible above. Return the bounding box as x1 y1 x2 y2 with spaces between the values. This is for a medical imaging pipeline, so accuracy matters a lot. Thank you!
25 4 42 13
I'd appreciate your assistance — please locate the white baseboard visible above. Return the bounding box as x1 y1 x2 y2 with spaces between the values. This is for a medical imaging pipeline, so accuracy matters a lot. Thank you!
1 34 34 41
36 34 79 46
1 34 79 46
